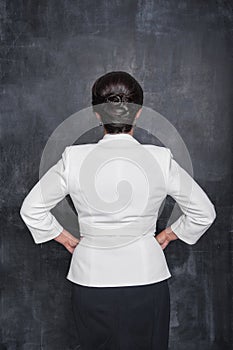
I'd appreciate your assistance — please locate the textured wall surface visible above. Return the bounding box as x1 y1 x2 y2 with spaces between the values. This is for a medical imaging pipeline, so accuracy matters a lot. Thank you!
1 1 232 349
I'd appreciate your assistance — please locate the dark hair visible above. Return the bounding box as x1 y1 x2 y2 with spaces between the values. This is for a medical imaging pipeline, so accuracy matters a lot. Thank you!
92 71 143 134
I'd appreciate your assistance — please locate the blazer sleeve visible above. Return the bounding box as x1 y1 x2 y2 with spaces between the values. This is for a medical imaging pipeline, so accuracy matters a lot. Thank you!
166 148 216 245
19 146 70 244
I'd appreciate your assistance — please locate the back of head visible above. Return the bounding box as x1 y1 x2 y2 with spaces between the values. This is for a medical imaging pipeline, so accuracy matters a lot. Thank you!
91 71 143 134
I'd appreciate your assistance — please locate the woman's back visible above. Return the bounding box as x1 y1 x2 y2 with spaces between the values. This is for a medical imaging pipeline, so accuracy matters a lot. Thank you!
68 133 170 249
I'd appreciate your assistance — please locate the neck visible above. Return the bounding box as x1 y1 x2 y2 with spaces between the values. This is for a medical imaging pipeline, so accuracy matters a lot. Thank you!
103 128 134 136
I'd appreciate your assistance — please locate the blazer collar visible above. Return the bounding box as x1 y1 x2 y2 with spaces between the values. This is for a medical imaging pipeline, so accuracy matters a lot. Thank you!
98 133 140 144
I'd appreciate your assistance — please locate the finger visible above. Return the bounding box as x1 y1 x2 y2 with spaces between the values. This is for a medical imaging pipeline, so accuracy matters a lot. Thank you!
63 231 80 244
69 239 80 247
67 245 75 254
156 236 165 245
64 243 74 254
70 238 80 244
65 246 72 254
161 241 169 250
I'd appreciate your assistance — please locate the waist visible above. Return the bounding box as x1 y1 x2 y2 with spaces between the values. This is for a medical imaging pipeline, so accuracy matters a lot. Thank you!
78 231 155 249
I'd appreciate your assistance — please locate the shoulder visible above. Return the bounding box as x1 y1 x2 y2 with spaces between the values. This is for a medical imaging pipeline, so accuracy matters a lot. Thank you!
64 143 98 161
139 145 172 175
141 144 171 158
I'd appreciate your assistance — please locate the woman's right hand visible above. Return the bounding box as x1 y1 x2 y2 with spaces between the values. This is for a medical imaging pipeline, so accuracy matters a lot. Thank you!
54 229 80 254
155 226 178 250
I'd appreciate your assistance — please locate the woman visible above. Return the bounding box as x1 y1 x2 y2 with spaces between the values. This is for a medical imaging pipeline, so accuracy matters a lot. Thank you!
20 71 216 350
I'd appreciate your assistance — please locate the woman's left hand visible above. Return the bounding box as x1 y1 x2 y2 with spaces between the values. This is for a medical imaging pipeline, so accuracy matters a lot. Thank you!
54 229 80 254
155 227 179 250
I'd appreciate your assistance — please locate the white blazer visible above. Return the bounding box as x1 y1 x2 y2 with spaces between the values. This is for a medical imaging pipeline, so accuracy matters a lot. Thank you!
20 133 216 287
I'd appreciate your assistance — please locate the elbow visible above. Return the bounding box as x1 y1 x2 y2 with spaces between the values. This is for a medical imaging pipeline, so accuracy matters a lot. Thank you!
19 199 31 221
19 204 26 222
19 201 25 219
197 203 216 231
206 203 217 225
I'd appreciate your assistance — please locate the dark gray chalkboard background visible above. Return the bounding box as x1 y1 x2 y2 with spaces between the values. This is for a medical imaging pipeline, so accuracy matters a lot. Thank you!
1 1 232 349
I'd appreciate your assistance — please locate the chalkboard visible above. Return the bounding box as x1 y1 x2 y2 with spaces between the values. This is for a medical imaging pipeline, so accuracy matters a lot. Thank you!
1 1 232 349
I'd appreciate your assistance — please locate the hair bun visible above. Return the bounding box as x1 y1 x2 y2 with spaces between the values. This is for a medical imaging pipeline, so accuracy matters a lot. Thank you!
91 71 143 133
106 93 126 104
104 93 129 120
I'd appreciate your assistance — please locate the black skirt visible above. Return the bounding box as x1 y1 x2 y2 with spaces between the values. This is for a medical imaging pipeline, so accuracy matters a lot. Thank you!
71 279 170 350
